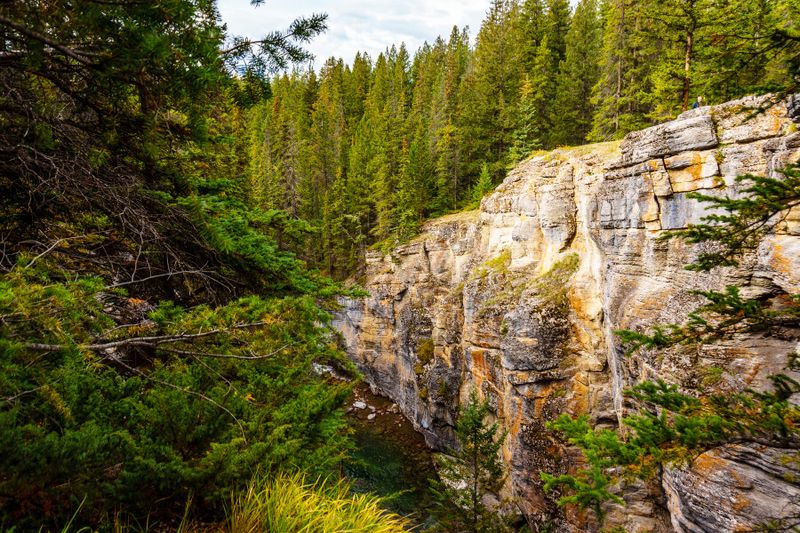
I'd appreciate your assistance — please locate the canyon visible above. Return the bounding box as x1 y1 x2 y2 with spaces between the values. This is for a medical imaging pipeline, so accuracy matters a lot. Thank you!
334 94 800 532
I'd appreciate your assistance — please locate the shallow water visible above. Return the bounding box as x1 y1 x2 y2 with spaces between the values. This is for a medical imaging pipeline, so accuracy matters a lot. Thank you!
345 382 438 527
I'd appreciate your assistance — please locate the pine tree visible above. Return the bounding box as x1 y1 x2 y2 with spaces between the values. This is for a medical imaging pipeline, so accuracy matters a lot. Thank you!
545 0 572 63
701 0 786 102
589 0 656 141
434 121 462 212
642 0 721 117
361 46 412 243
460 0 523 181
431 27 471 214
306 58 347 274
343 52 372 125
509 78 544 161
268 73 312 218
519 0 548 71
472 162 495 204
552 0 603 146
511 35 556 157
406 40 445 221
345 114 376 264
432 390 510 533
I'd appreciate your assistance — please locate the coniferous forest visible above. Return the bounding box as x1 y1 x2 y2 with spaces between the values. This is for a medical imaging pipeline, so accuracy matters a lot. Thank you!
246 0 799 278
0 0 799 531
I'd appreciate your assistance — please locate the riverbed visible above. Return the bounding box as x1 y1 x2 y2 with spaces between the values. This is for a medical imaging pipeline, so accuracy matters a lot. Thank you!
345 382 438 527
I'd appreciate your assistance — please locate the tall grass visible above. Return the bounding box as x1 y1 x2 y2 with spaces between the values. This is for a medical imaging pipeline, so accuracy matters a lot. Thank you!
227 472 413 533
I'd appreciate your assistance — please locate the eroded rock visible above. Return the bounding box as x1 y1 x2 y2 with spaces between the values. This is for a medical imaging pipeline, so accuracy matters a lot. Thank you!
333 94 800 532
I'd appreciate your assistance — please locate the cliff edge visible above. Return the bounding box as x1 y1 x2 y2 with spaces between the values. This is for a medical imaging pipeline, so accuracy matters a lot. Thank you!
334 94 800 532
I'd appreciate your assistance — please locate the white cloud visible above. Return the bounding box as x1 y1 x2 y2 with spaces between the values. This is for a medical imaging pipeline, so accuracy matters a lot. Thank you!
217 0 490 66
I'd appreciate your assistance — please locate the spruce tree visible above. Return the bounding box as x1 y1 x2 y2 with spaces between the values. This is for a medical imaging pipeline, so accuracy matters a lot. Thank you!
435 121 462 212
343 52 372 125
460 0 523 180
552 0 602 146
431 27 471 213
642 0 720 117
701 0 788 102
432 390 510 533
511 35 556 157
589 0 656 141
519 0 548 72
346 114 376 263
545 0 572 63
472 163 496 204
307 58 347 274
406 41 444 220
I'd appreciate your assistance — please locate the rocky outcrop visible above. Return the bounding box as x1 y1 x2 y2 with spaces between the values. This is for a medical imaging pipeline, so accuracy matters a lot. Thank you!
333 94 800 532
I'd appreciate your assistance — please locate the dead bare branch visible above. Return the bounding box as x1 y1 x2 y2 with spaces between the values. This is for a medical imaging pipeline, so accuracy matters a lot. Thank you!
23 321 270 353
105 269 217 289
162 343 294 361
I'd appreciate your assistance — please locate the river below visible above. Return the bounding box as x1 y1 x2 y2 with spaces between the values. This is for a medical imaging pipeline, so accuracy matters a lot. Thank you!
345 382 438 527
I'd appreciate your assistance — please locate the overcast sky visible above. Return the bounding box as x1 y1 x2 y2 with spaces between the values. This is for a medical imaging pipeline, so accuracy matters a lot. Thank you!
217 0 491 67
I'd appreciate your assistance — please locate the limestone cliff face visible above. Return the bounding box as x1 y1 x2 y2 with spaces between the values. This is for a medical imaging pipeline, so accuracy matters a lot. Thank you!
333 95 800 532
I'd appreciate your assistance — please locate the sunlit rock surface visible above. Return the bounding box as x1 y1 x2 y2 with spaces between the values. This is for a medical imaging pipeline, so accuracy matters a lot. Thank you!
334 94 800 532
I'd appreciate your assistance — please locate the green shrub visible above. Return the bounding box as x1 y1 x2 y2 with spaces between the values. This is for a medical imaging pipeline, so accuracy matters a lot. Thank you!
0 269 355 529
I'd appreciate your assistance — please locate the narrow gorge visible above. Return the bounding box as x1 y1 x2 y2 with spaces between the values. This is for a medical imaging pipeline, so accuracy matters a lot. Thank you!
334 94 800 532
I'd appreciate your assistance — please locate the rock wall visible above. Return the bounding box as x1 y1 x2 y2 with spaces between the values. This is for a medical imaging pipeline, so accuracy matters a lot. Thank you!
333 95 800 532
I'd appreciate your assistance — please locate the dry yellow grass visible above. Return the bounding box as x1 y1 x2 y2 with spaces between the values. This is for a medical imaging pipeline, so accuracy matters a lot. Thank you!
226 473 413 533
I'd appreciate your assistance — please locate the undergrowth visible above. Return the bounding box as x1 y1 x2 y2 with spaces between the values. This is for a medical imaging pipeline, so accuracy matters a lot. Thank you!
227 473 412 533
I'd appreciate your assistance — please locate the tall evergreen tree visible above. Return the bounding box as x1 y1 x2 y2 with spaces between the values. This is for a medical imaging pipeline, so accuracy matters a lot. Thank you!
359 47 412 242
545 0 572 63
510 35 557 158
472 162 495 204
346 110 377 266
431 27 471 213
432 391 510 533
701 0 789 102
343 52 372 124
589 0 656 141
519 0 548 71
460 0 523 180
642 0 721 117
306 58 347 273
552 0 603 146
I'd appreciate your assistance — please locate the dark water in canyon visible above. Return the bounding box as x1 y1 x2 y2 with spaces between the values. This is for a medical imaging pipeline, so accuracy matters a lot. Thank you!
345 382 438 527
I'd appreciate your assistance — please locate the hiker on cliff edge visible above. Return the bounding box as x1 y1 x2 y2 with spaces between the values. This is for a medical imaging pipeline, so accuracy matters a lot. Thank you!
692 95 703 109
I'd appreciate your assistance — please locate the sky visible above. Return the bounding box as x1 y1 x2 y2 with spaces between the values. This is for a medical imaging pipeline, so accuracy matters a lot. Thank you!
217 0 491 67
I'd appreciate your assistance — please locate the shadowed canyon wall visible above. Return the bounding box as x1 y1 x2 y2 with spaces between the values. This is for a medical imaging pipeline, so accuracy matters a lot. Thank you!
334 95 800 532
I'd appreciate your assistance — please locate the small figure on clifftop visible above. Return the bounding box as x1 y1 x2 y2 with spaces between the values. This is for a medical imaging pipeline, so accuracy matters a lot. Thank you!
692 95 703 109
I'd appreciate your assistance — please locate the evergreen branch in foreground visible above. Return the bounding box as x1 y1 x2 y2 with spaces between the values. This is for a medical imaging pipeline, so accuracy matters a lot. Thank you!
543 376 800 521
543 166 800 524
664 166 800 272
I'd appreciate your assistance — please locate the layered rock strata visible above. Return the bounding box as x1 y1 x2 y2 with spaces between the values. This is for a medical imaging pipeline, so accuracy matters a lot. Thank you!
334 95 800 532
